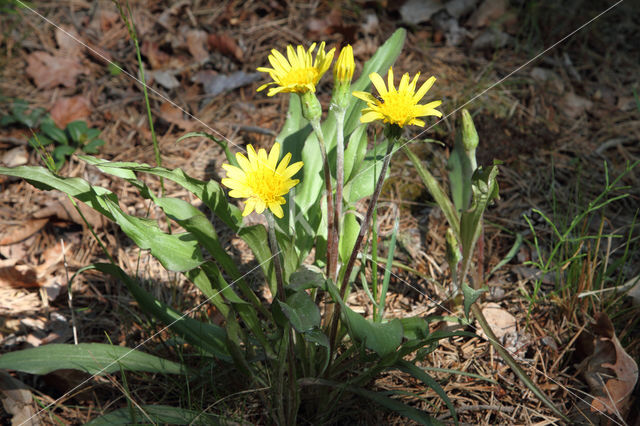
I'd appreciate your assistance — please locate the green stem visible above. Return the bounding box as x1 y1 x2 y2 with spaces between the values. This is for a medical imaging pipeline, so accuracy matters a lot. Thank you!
266 213 285 299
340 139 395 296
310 120 336 280
331 108 346 281
114 1 165 196
328 138 396 350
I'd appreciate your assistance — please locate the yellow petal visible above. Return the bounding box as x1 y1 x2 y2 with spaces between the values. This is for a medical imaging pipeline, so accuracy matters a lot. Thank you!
267 143 280 171
255 199 266 214
242 198 257 216
352 91 378 104
360 111 383 123
282 161 303 179
235 153 251 171
247 145 258 168
257 146 268 167
387 67 395 92
399 72 410 92
369 72 387 96
414 76 436 100
268 202 284 219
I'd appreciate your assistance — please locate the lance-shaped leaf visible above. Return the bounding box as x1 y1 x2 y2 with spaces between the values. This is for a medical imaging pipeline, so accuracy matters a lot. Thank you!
0 343 185 376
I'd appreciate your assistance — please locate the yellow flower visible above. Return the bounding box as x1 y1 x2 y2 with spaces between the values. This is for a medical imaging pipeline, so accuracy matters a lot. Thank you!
333 44 354 84
352 67 442 128
221 143 303 219
257 42 336 96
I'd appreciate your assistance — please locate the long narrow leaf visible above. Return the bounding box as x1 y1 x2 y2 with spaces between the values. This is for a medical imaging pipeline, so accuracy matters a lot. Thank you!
396 360 458 425
0 343 185 376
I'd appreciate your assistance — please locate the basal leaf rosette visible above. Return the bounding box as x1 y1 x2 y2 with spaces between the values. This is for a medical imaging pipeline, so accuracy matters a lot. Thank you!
221 143 303 219
353 67 443 128
257 42 336 96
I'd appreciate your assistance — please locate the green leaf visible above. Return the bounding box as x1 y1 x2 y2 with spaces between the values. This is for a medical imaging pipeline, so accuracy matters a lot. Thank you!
301 378 438 425
52 144 75 161
278 290 321 333
400 316 429 341
343 125 367 183
82 138 105 154
396 360 458 425
403 145 459 235
338 212 360 264
79 159 241 231
107 62 123 76
460 164 499 261
94 263 231 361
103 196 203 272
41 122 68 145
66 120 89 143
325 279 402 357
343 140 398 204
86 405 220 425
447 131 473 212
0 343 185 376
462 282 488 319
289 264 326 291
29 134 53 148
302 328 330 348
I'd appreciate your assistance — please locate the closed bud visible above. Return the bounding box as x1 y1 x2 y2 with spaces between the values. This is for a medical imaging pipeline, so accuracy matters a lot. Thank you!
461 109 479 152
300 91 323 123
333 45 354 84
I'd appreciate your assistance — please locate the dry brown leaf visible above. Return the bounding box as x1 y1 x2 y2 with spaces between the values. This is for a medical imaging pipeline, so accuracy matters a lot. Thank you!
186 29 209 62
466 0 508 28
480 302 516 340
207 33 243 62
141 40 171 69
0 371 39 426
36 241 66 278
1 146 28 168
98 9 120 32
0 219 48 246
26 51 85 89
33 196 107 230
576 313 639 417
0 260 41 289
159 101 194 131
55 25 83 58
50 96 91 129
561 92 593 119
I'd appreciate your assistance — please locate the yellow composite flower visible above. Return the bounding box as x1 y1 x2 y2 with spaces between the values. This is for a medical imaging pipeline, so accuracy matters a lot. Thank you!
221 143 303 219
352 67 443 128
257 42 336 96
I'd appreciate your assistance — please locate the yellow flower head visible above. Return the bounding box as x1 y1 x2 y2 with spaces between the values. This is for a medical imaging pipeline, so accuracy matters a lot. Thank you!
333 44 355 84
352 67 443 128
257 42 335 96
222 143 303 219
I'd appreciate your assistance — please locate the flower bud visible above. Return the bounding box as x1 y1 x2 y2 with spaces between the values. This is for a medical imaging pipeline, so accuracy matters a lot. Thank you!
333 45 354 84
461 109 479 152
300 91 323 123
331 45 355 111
